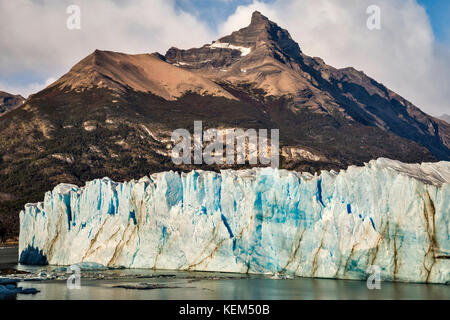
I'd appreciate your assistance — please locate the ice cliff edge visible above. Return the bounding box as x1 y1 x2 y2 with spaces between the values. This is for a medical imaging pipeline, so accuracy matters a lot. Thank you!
19 158 450 283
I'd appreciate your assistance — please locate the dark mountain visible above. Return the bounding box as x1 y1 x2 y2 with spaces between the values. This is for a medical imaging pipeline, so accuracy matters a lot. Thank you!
166 11 450 160
0 11 448 236
0 91 24 116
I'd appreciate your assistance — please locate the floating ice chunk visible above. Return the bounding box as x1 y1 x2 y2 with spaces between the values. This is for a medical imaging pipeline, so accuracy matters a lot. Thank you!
72 262 107 271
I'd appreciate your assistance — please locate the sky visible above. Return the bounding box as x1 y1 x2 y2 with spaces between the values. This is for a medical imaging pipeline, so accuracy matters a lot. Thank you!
182 0 450 45
0 0 448 116
417 0 450 45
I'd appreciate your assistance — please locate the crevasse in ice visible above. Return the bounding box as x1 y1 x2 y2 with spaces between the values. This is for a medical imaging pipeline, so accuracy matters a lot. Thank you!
19 158 450 283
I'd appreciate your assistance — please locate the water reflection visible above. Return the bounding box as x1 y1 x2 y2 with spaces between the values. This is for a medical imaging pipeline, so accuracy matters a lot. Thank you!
14 272 450 300
1 246 449 300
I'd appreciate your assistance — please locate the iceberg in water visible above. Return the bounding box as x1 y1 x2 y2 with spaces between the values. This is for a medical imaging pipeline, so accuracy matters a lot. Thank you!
19 158 450 283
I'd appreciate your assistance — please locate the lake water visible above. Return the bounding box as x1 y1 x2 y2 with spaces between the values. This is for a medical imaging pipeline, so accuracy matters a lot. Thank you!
1 246 449 300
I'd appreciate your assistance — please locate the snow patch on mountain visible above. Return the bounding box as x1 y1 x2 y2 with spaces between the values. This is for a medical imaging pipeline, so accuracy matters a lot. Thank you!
209 42 252 56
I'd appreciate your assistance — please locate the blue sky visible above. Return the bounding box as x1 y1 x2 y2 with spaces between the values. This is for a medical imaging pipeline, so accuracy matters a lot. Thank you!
417 0 450 45
175 0 273 30
177 0 449 45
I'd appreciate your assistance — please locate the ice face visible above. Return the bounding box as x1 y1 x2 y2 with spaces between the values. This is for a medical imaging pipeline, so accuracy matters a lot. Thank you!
19 158 450 283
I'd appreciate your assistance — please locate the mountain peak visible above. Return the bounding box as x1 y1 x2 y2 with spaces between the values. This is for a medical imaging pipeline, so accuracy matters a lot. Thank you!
217 11 302 59
249 11 270 27
165 11 302 70
48 50 236 101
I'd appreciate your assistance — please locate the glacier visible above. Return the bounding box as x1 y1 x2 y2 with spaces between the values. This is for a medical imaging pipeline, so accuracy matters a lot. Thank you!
19 158 450 284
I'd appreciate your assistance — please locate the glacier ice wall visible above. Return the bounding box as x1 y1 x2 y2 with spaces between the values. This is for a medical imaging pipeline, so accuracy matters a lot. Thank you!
19 158 450 283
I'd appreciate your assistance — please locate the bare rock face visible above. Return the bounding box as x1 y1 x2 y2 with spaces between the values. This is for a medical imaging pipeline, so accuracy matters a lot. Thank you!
165 11 450 161
47 50 236 101
0 91 24 116
166 11 302 69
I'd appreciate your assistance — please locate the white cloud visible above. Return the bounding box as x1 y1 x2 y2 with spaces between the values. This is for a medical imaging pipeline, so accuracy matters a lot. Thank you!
0 0 214 93
220 0 450 116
